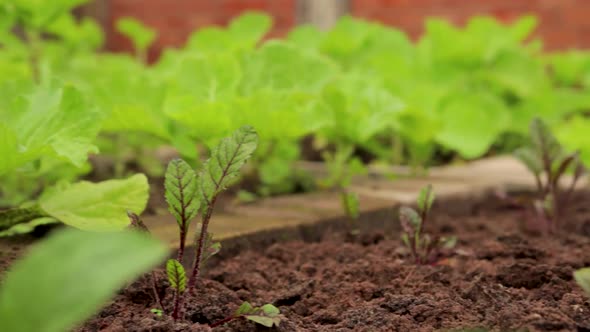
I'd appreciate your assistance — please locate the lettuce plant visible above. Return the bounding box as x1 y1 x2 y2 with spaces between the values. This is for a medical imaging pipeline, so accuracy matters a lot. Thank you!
399 185 456 264
1 174 149 235
514 118 585 232
116 17 156 64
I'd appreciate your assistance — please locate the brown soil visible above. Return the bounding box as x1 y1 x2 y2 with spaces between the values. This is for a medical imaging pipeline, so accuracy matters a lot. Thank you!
4 192 590 331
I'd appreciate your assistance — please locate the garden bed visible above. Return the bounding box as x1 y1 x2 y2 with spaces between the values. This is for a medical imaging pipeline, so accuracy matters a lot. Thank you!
75 190 590 332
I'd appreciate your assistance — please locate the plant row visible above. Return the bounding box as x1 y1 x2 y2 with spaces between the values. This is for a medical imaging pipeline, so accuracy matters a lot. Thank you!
2 1 590 235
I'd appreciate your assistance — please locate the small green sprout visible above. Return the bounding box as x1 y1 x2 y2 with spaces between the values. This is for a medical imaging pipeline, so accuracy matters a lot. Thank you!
210 302 282 328
166 259 187 320
341 190 360 235
399 185 456 265
514 118 585 233
574 267 590 295
127 126 258 322
320 145 366 235
150 308 163 317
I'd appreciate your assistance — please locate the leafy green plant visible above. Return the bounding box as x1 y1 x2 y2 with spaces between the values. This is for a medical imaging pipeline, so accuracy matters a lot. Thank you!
210 302 282 328
0 174 149 235
128 126 258 322
399 185 456 264
574 267 590 295
0 228 167 332
514 118 585 233
116 17 156 63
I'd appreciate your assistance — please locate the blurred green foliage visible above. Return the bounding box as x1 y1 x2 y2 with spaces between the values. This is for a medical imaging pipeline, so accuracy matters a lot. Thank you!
2 6 590 226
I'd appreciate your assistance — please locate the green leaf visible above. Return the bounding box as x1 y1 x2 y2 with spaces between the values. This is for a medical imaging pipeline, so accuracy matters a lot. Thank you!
194 229 221 268
530 117 561 158
9 0 89 29
417 185 435 213
435 91 510 158
244 303 281 327
228 12 272 49
575 267 590 295
556 115 590 166
0 123 22 176
514 147 542 175
185 12 271 53
235 301 255 315
0 217 57 237
7 84 102 169
441 236 458 249
116 17 156 52
164 159 199 231
244 315 280 328
39 174 149 232
150 308 163 317
399 206 421 229
166 259 186 293
198 126 258 207
261 304 280 315
401 233 411 248
0 228 168 332
240 40 338 93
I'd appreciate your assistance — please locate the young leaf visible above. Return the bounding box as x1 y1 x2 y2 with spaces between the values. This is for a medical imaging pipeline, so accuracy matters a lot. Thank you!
417 185 435 213
0 229 167 332
150 308 163 317
441 236 458 249
235 301 255 315
194 229 221 268
198 126 258 207
166 259 186 293
39 174 149 232
514 147 542 175
529 117 561 158
261 304 280 315
399 206 421 229
574 267 590 295
244 304 281 328
164 159 199 231
116 17 156 53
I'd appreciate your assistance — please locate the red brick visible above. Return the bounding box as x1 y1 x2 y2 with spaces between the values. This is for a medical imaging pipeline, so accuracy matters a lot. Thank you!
104 0 590 55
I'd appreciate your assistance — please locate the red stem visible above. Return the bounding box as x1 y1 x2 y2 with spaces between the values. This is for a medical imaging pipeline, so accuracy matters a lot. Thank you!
210 315 240 328
177 230 186 263
150 271 164 312
171 289 185 321
188 198 217 291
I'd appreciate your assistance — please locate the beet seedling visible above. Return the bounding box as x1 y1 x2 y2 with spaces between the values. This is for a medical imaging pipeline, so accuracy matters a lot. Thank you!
128 126 259 321
341 190 360 235
514 118 585 233
399 185 456 265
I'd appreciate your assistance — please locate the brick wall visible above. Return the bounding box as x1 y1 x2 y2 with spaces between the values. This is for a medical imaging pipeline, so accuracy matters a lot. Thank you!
350 0 590 50
103 0 589 58
106 0 296 59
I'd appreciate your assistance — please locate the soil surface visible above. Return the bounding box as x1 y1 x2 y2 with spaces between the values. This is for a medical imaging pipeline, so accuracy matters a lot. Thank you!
3 191 590 331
